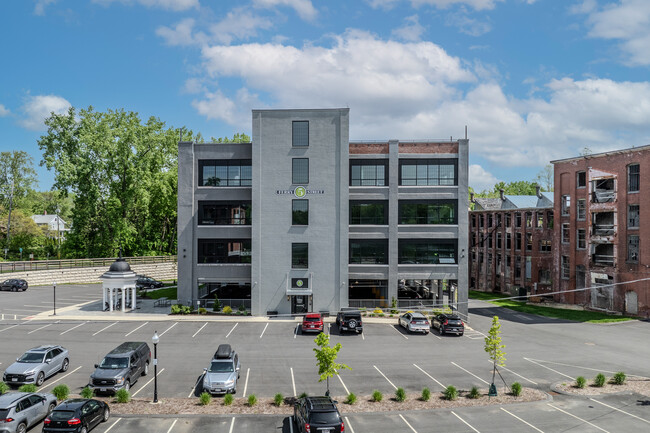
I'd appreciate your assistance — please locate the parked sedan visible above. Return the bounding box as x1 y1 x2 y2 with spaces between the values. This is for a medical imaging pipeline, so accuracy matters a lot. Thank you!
0 279 28 292
398 312 430 334
135 276 163 290
3 345 69 387
0 391 57 433
431 313 465 336
43 399 110 433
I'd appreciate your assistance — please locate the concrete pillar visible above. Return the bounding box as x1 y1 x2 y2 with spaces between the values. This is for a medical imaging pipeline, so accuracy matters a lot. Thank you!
132 287 137 310
437 280 444 307
121 289 126 312
102 287 106 311
109 287 113 312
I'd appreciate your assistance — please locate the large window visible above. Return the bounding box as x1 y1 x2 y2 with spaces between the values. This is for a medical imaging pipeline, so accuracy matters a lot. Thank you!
198 201 251 225
199 160 252 186
515 233 522 250
398 201 456 224
561 256 570 279
349 239 388 264
198 239 251 264
350 201 388 225
292 121 309 147
577 199 586 221
292 200 308 225
526 233 533 251
562 223 570 243
292 243 308 268
350 160 388 186
399 159 457 186
628 235 639 262
539 239 552 252
577 171 586 188
398 240 456 264
561 195 571 216
628 204 640 229
577 229 586 249
628 164 640 192
292 158 309 184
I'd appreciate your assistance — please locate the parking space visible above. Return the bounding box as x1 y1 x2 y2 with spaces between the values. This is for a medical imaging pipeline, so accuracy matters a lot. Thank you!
0 283 101 318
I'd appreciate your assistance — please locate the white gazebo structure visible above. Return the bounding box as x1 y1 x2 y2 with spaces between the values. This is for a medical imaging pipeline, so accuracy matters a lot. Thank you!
99 256 137 312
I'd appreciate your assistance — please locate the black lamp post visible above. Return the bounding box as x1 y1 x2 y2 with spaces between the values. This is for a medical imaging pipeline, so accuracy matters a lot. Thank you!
152 331 159 403
53 281 57 316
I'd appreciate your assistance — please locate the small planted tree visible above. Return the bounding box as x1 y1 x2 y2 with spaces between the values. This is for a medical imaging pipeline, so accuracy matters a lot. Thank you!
313 333 350 396
484 316 506 395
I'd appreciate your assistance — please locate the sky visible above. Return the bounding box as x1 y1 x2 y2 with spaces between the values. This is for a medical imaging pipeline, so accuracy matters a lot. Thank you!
2 0 650 193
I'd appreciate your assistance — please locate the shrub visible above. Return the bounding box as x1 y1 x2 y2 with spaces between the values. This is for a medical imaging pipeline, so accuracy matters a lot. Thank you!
19 384 37 393
345 393 357 405
468 386 481 399
115 389 131 403
239 304 246 312
612 372 626 385
594 373 607 387
52 384 70 401
274 393 284 407
80 387 94 399
182 305 191 314
371 390 383 402
247 394 258 406
170 304 181 314
213 295 221 312
223 393 234 406
199 392 211 406
511 382 522 397
373 308 384 315
395 387 406 402
299 392 308 399
0 382 9 395
223 306 233 315
390 297 399 315
421 387 431 402
198 307 207 315
443 385 458 401
575 376 586 389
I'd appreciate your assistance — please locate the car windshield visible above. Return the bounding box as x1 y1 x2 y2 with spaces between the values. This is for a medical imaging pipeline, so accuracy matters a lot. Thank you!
305 317 320 322
209 361 233 373
310 411 340 424
18 352 45 363
49 410 75 421
99 357 129 369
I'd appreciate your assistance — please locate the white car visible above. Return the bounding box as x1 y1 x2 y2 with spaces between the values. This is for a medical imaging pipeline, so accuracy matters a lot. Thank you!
398 312 430 334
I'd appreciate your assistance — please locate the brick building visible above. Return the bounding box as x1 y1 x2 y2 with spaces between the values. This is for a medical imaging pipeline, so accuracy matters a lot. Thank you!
551 145 650 317
469 187 554 297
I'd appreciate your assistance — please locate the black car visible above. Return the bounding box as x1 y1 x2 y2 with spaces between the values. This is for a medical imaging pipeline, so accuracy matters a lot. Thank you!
43 399 110 433
431 313 465 336
0 278 28 292
294 396 344 433
335 310 363 334
135 276 163 290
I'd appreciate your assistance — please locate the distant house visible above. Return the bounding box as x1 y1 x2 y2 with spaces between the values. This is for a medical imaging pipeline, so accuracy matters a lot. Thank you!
31 213 69 240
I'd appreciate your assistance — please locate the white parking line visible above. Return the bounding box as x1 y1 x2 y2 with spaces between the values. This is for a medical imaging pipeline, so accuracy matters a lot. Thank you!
104 418 121 433
451 362 489 385
23 305 54 308
399 414 418 433
226 323 238 338
336 372 349 395
328 323 331 336
501 407 545 432
125 322 149 337
524 357 574 380
192 322 208 338
486 360 538 385
451 411 481 433
243 368 250 397
40 366 83 390
166 419 177 433
92 322 117 336
0 324 20 333
361 328 364 340
344 417 355 433
413 364 445 389
548 404 610 432
228 417 235 433
373 365 397 390
291 367 297 396
589 398 650 425
61 322 88 335
260 323 269 338
388 324 408 339
159 322 178 337
132 368 166 397
28 323 56 334
294 324 299 339
526 358 649 379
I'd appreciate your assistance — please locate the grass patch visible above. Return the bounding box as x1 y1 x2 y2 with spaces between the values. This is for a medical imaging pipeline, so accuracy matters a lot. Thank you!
469 290 634 323
146 287 177 300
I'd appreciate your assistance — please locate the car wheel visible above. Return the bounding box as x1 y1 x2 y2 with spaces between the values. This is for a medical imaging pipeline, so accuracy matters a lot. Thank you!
102 406 110 422
48 402 56 414
124 380 130 391
36 371 45 386
16 422 27 433
61 358 69 372
142 362 149 376
348 319 357 329
12 287 17 292
149 284 155 289
80 426 88 433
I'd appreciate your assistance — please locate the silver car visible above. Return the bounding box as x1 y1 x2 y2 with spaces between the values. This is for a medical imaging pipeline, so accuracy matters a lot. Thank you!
3 346 69 387
398 312 430 334
0 392 57 433
202 344 240 395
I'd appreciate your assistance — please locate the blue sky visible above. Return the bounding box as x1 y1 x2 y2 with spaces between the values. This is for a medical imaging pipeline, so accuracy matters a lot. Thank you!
2 0 650 192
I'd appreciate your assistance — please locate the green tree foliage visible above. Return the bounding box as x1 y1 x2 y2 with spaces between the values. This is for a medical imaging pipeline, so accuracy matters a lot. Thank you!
211 133 251 143
0 150 38 207
485 316 506 385
313 332 350 395
535 164 554 192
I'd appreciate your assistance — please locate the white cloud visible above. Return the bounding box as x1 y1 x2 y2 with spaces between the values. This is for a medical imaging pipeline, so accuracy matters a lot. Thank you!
34 0 57 15
367 0 504 11
445 8 492 36
0 104 9 117
392 15 425 41
156 18 199 46
252 0 317 20
192 88 261 129
20 95 71 131
469 164 499 192
92 0 199 11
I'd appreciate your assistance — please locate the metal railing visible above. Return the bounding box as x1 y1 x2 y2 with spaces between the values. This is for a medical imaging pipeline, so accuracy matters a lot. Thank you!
0 255 177 274
592 254 615 266
193 298 251 310
348 299 390 309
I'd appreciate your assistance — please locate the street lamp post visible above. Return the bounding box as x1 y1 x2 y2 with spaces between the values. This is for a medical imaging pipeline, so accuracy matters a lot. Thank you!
53 281 57 316
152 331 159 403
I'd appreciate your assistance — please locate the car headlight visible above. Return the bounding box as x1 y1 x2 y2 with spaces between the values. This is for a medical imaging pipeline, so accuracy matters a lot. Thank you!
225 379 235 386
25 372 36 377
115 378 124 384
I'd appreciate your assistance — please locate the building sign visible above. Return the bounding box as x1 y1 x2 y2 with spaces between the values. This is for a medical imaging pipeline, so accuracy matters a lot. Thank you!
291 278 309 289
276 186 325 197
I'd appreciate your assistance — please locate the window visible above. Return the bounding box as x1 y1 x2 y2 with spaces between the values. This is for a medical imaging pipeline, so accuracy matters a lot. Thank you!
628 235 639 262
577 228 586 249
398 239 456 264
488 214 493 228
199 160 252 186
292 158 309 184
198 201 251 225
292 243 308 268
479 214 484 228
525 256 532 280
350 201 388 225
537 212 544 228
577 171 586 188
515 212 522 228
562 223 570 243
487 232 493 248
577 199 586 221
505 213 511 228
628 204 640 229
525 212 532 228
547 211 554 229
350 160 388 186
538 269 551 284
198 239 251 264
628 164 640 192
496 232 502 249
506 233 512 250
539 239 552 252
515 233 522 250
292 200 308 225
399 159 457 186
349 239 388 264
515 256 521 279
471 214 477 228
496 214 502 227
561 256 570 279
561 195 571 216
398 201 456 224
292 121 309 147
526 233 533 251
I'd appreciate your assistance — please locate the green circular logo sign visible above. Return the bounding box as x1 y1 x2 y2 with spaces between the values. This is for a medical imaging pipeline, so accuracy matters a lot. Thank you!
296 279 304 287
294 186 306 198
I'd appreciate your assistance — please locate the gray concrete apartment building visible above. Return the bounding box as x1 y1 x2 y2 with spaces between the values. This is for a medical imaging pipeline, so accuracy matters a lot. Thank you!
177 108 469 317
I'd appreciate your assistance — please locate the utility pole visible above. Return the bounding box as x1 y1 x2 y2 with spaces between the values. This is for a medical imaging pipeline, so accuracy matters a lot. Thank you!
5 181 14 260
56 206 61 259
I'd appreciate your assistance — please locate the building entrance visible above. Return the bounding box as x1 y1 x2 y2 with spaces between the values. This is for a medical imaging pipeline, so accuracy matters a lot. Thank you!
291 295 309 315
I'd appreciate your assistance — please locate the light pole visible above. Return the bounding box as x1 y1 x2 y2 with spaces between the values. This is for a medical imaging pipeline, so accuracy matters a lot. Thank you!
53 281 56 316
152 331 159 403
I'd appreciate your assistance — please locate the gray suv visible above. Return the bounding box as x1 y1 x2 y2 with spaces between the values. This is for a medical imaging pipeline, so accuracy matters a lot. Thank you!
89 342 150 395
0 392 57 433
202 344 240 395
3 346 69 387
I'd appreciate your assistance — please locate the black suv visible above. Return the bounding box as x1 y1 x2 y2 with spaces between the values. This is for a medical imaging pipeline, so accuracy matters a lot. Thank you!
431 313 465 336
336 310 363 334
0 278 28 291
136 276 163 290
294 396 344 433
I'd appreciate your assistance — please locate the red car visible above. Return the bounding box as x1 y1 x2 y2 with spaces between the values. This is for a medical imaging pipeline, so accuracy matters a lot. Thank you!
301 313 324 333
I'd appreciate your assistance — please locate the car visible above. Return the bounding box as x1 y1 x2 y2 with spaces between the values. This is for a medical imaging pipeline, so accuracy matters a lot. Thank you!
301 313 324 333
43 399 110 433
335 310 363 334
293 396 344 433
3 345 69 387
431 313 465 336
398 312 430 334
0 391 57 433
0 279 28 292
135 276 163 290
202 344 240 395
89 342 150 395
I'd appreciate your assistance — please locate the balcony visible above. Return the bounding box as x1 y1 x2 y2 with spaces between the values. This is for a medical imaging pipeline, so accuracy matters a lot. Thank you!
592 211 615 236
591 178 616 203
592 243 615 267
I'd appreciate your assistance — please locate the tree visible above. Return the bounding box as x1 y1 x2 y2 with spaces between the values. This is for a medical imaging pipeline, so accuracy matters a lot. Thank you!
535 164 554 192
313 332 350 396
484 316 506 394
211 133 251 143
0 150 38 205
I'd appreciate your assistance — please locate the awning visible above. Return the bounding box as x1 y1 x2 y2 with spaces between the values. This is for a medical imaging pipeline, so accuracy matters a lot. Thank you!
286 288 313 296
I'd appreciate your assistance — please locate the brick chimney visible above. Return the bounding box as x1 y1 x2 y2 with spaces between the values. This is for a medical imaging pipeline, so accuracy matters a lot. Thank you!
470 192 475 203
499 189 505 201
535 184 542 198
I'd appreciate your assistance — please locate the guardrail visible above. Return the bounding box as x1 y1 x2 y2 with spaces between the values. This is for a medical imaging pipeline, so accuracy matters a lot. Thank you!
0 255 177 274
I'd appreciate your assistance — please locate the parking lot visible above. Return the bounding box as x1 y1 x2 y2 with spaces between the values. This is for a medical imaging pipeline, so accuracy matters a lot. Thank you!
1 284 650 432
